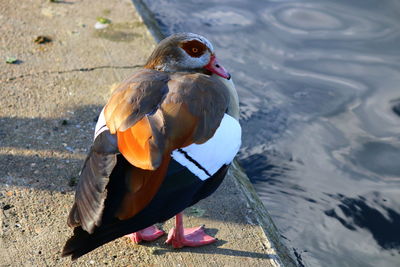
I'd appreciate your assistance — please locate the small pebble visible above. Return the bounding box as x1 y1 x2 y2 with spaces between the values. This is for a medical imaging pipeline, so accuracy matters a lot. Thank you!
3 204 12 210
34 36 52 44
65 146 74 153
94 22 109 29
68 177 77 187
5 57 18 64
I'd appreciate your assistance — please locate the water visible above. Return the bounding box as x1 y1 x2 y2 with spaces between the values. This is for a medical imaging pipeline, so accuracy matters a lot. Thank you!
138 0 400 266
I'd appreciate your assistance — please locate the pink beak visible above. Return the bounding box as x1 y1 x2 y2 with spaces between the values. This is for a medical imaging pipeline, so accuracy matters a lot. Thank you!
204 55 231 80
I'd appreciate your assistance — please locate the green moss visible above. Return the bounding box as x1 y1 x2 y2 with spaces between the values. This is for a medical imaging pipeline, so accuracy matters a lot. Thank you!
68 177 77 187
6 57 17 64
184 206 206 217
96 17 111 24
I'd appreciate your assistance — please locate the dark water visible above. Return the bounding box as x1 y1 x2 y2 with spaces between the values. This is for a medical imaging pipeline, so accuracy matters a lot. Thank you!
139 0 400 266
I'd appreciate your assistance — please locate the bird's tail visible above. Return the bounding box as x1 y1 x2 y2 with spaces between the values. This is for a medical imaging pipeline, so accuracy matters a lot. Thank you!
62 222 131 260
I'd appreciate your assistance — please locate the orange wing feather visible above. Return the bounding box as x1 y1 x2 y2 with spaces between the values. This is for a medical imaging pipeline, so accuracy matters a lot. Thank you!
117 117 155 170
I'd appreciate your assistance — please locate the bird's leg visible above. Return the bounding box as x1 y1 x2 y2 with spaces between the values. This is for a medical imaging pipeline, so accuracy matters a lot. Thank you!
125 225 165 244
165 212 216 248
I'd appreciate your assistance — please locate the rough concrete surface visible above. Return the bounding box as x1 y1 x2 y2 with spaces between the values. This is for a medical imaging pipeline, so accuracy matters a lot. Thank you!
0 0 284 266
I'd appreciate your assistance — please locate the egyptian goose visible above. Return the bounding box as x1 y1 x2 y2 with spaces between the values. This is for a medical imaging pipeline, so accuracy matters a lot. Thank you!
62 33 241 259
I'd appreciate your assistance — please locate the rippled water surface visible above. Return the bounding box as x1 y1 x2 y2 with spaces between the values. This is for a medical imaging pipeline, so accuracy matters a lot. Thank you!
140 0 400 266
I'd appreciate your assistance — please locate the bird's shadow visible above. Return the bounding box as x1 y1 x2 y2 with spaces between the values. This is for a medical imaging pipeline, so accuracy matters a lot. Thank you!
154 246 276 260
129 226 276 261
138 233 275 260
50 0 74 4
0 104 102 193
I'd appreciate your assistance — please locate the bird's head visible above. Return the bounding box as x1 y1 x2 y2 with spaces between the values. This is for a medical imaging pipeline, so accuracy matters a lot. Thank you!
144 33 231 79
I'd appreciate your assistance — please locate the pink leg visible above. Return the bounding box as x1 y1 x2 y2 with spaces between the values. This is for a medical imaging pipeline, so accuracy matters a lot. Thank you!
125 225 165 244
165 212 216 248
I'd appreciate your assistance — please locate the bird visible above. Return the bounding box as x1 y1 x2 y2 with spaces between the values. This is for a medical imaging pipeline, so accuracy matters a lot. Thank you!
62 32 241 260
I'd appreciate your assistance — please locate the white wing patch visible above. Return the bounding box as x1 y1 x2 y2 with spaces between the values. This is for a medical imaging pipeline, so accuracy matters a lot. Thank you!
171 114 242 180
94 107 108 140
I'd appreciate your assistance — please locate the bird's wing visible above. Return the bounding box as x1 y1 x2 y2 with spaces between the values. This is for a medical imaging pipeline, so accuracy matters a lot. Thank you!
104 69 169 170
67 69 168 234
104 68 170 134
163 73 230 145
67 131 118 233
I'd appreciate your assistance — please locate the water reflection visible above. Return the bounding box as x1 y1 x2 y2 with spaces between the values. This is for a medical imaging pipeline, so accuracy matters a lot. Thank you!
351 142 400 178
142 0 400 266
260 2 398 41
325 193 400 250
392 100 400 117
194 8 254 28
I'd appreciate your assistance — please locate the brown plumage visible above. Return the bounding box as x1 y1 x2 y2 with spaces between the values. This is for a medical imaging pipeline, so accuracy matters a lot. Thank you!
104 69 170 134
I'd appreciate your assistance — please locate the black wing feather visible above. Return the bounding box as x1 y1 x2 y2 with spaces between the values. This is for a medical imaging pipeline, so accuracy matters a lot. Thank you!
67 131 118 233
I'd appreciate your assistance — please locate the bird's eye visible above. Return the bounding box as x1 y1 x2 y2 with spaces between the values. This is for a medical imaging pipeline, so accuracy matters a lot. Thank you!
181 40 207 58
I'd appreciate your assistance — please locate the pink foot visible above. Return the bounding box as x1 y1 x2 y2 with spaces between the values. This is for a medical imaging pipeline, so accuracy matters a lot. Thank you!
125 225 165 244
166 225 217 248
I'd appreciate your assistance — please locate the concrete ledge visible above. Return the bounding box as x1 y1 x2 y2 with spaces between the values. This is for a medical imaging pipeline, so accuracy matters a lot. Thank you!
231 161 296 267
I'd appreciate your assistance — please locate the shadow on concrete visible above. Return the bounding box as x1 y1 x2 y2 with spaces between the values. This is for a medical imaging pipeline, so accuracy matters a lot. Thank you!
154 246 276 260
0 104 103 193
137 234 276 261
50 0 74 5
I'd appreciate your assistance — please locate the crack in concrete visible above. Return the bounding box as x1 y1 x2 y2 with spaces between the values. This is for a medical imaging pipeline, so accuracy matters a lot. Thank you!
2 64 144 82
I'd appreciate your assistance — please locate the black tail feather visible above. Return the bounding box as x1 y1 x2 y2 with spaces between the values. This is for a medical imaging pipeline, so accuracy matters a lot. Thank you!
62 227 92 260
62 222 134 260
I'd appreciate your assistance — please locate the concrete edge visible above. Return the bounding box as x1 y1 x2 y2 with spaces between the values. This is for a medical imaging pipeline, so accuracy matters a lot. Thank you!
129 1 297 266
231 161 297 267
131 0 165 42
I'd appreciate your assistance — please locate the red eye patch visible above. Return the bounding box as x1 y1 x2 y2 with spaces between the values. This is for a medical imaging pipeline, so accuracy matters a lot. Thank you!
180 40 207 58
